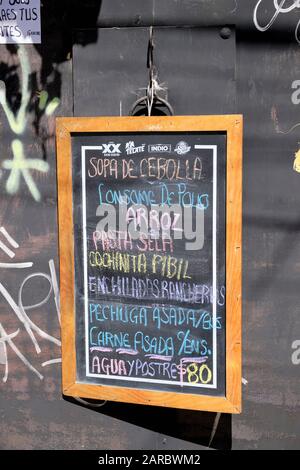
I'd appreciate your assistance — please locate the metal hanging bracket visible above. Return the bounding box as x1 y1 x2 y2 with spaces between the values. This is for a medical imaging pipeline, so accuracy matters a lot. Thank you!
130 27 174 116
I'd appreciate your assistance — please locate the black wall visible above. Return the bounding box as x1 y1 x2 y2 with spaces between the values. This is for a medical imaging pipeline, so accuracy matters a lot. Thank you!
0 0 299 450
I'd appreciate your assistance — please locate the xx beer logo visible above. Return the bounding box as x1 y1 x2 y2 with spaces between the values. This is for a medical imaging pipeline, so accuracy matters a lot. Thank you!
100 142 121 157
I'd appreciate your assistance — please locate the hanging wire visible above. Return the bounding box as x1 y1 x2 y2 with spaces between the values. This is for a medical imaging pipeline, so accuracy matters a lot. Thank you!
130 27 174 116
74 396 107 408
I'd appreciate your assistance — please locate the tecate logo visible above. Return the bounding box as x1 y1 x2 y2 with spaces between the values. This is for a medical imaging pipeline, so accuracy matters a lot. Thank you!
174 141 191 155
148 144 172 153
125 141 146 155
100 142 121 156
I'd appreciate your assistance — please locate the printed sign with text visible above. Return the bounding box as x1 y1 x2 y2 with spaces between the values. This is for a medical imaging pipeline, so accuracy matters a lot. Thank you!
0 0 41 44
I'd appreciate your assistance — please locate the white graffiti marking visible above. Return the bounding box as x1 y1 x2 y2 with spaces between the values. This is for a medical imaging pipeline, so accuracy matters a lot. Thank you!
0 45 60 201
0 225 19 258
0 228 61 382
3 139 49 202
0 241 15 259
0 323 43 382
0 226 19 249
0 263 61 381
0 262 33 268
270 105 300 172
291 339 300 364
254 0 300 44
42 358 62 367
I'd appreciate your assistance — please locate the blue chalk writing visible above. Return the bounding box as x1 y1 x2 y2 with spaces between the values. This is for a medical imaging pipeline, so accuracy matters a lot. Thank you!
177 330 209 356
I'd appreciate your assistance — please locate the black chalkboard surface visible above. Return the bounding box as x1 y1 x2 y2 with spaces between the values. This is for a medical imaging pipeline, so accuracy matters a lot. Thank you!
72 132 226 395
57 116 242 412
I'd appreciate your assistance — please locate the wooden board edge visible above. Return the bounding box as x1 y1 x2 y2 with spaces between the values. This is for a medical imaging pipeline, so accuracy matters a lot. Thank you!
56 115 243 413
55 114 243 133
225 115 243 413
63 383 241 414
56 118 77 392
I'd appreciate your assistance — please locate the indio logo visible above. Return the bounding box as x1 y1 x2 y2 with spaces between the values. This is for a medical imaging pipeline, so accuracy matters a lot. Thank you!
148 144 172 153
99 142 121 157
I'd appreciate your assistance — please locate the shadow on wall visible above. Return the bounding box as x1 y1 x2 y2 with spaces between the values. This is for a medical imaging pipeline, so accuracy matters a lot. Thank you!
0 0 102 161
0 0 232 450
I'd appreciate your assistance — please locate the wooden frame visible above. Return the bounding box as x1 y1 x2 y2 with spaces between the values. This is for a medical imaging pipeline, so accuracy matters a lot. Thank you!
56 115 242 413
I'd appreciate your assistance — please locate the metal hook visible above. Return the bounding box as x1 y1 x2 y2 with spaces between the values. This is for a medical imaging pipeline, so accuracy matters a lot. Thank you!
130 95 174 116
147 26 154 71
130 27 174 116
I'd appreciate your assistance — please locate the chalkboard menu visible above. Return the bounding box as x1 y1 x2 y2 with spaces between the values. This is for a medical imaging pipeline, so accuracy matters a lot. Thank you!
56 116 242 413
